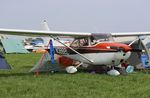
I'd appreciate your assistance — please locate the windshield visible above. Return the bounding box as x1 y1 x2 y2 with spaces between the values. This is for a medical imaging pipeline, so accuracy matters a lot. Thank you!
92 33 113 42
70 33 114 47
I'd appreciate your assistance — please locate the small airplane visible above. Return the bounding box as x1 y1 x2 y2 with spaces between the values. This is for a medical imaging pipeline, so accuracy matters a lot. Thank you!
0 21 150 74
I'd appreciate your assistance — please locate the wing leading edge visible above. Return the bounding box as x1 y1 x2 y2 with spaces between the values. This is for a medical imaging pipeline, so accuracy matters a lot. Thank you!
111 32 150 37
0 28 92 37
1 28 150 37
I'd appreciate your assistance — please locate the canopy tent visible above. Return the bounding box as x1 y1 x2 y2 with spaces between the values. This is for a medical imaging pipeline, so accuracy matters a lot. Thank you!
30 52 62 72
0 52 11 69
0 39 29 53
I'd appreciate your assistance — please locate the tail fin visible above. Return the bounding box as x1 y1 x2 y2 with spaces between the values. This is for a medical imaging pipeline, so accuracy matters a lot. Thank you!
42 20 50 31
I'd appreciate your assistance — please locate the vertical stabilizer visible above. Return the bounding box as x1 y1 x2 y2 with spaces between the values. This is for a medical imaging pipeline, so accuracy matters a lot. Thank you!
42 20 50 31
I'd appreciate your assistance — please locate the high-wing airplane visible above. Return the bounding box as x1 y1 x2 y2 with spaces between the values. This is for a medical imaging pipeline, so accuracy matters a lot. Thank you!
0 22 150 73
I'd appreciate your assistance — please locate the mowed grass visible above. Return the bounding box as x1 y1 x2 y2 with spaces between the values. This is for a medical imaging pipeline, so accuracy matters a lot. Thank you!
0 53 150 98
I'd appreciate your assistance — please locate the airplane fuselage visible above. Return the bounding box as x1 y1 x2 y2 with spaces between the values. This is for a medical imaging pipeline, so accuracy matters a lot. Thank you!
55 42 132 66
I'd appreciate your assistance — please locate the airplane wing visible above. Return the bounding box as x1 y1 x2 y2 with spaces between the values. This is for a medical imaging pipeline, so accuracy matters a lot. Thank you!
1 28 150 38
111 32 150 37
0 28 92 37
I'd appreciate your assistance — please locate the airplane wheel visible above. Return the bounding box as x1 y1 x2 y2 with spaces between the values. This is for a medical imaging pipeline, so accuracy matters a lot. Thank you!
107 69 120 76
66 66 77 74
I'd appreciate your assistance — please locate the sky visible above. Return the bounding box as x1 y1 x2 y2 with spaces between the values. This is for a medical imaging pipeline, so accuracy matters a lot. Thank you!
0 0 150 33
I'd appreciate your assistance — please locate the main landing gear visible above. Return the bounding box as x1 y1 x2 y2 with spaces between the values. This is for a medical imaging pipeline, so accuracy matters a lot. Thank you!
65 62 83 74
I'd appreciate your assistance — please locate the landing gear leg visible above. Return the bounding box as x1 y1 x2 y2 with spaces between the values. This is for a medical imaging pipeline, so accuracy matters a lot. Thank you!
75 62 83 68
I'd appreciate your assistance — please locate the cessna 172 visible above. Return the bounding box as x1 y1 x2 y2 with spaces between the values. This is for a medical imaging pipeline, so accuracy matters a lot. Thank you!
0 22 150 73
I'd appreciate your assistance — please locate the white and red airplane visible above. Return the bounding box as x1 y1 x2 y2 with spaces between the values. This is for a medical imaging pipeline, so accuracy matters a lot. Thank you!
0 22 150 73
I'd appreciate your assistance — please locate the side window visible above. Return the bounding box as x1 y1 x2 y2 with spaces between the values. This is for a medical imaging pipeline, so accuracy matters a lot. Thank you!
70 38 89 47
79 39 88 46
70 39 79 47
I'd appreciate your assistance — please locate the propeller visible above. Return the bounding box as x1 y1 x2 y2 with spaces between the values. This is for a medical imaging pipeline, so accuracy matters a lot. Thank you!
128 36 146 52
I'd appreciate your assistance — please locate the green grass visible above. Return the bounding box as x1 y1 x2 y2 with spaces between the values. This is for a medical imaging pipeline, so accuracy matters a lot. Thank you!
0 53 150 98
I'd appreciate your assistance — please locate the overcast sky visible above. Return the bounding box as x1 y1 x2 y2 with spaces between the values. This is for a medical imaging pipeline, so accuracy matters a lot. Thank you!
0 0 150 33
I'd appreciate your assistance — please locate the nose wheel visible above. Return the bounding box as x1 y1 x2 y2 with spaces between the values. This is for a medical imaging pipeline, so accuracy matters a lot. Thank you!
107 61 120 76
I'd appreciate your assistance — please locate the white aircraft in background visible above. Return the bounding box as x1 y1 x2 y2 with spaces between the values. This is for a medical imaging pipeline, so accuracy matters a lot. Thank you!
0 21 150 74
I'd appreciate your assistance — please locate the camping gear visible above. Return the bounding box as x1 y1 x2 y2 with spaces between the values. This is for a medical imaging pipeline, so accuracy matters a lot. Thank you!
0 39 29 53
0 52 11 69
126 65 134 73
140 54 150 68
49 39 54 64
30 52 62 72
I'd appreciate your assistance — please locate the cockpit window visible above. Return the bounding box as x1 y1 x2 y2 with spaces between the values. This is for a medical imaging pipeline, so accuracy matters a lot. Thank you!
93 33 113 41
70 38 89 47
91 33 113 44
70 39 79 47
70 33 114 47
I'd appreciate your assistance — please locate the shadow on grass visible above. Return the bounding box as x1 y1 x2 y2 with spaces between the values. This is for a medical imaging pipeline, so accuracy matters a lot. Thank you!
0 72 35 77
0 68 106 78
0 71 69 78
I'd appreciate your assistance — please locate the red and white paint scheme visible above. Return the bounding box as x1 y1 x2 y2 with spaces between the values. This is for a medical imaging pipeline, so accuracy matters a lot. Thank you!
55 33 132 68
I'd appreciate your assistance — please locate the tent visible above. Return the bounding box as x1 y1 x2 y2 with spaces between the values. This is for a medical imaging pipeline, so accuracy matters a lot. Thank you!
0 39 29 53
0 52 11 69
30 52 62 72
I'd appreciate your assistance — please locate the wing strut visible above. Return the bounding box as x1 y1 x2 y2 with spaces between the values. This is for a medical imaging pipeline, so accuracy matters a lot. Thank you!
42 20 93 63
50 36 94 63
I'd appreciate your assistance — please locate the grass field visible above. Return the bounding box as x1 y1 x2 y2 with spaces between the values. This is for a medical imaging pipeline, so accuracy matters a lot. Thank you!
0 53 150 98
